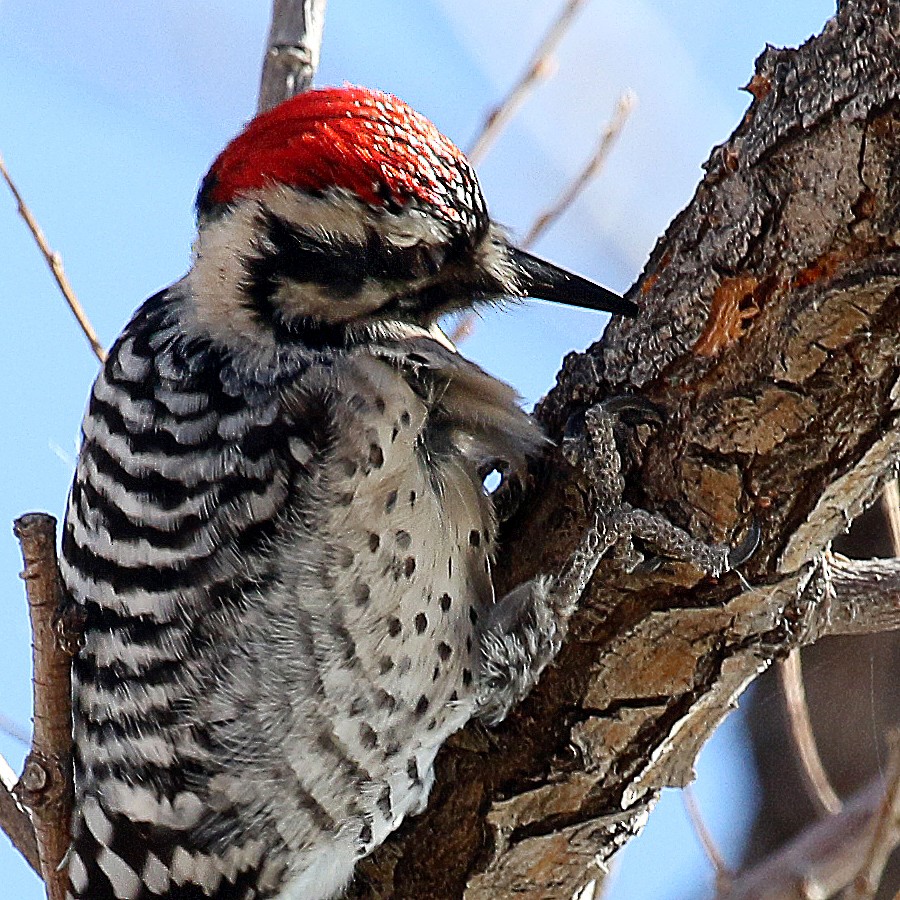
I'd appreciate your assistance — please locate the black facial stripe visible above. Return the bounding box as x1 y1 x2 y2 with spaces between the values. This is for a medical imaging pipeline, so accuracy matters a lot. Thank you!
250 209 467 293
240 209 478 346
249 211 368 301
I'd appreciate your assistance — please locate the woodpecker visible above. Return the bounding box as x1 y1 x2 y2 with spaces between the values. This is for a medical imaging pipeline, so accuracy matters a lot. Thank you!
60 85 665 900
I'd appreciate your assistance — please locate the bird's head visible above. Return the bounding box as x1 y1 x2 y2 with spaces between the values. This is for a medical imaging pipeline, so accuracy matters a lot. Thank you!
187 85 637 349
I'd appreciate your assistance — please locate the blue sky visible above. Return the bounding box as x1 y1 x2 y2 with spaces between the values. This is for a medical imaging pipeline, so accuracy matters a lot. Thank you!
0 2 835 897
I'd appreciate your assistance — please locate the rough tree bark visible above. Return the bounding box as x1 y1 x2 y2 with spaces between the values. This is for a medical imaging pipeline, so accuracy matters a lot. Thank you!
347 1 900 896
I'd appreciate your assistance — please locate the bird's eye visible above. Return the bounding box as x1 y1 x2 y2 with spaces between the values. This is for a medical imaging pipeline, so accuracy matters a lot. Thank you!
418 244 446 278
373 236 446 282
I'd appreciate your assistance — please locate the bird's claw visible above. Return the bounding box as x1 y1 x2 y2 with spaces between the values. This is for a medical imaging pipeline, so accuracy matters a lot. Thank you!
727 519 761 569
563 397 759 588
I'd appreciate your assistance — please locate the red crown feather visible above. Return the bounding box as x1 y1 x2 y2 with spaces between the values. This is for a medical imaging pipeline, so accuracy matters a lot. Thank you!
198 86 485 231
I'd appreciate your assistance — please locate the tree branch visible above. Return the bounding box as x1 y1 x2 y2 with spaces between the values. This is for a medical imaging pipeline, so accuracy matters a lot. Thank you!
521 89 636 247
814 554 900 640
724 751 900 900
683 785 731 891
353 2 900 895
13 514 74 900
452 88 635 345
257 0 328 113
0 155 105 363
843 731 900 898
466 0 590 166
778 649 842 817
0 765 40 876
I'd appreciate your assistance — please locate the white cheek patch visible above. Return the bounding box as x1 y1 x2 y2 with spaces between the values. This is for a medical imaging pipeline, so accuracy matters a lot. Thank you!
273 278 392 323
188 202 269 346
262 184 370 246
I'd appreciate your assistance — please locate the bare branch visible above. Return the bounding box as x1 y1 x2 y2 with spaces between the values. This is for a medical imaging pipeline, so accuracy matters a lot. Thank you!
455 89 634 350
778 650 842 817
0 713 30 748
466 0 590 166
683 785 731 892
13 514 73 900
816 555 900 640
0 155 105 363
724 767 900 900
842 731 900 900
0 755 40 877
452 6 629 349
521 90 636 248
452 90 634 346
257 0 328 113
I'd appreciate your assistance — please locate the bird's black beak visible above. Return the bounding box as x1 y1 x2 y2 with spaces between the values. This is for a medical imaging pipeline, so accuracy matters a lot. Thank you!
509 246 638 317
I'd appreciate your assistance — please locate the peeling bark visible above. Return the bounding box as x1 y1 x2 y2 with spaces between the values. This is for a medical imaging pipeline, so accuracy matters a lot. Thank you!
352 2 900 896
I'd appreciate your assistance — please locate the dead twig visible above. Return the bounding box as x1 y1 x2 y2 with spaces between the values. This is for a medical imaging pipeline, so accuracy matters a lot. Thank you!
0 713 30 748
842 730 900 900
0 155 105 363
683 785 732 893
13 514 74 900
521 89 636 248
466 0 590 166
779 649 843 816
724 771 900 900
257 0 328 113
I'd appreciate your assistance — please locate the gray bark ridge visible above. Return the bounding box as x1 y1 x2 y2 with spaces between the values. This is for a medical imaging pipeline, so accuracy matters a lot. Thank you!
351 1 900 897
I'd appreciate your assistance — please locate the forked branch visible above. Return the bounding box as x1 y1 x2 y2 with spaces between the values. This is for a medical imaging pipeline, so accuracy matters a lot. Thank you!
12 514 76 900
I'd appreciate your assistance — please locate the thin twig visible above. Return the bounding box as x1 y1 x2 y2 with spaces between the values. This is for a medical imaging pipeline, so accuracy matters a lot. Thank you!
13 514 73 900
877 478 900 555
683 785 732 892
0 755 40 876
779 649 843 816
724 772 900 900
466 0 590 166
0 155 105 363
522 89 636 248
842 730 900 900
0 713 30 748
257 0 328 113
